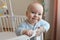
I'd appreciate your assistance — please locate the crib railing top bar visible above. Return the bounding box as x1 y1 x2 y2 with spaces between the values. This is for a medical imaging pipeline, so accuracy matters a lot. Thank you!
0 15 8 17
13 15 25 16
0 15 26 17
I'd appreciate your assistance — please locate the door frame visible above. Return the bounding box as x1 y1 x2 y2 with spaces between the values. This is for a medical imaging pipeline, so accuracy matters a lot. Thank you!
51 0 58 40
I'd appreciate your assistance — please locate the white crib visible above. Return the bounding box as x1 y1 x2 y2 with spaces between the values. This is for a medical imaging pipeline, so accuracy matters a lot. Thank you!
0 15 26 40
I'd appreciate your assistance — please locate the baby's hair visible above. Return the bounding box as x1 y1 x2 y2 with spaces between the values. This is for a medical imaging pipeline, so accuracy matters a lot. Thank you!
27 2 43 11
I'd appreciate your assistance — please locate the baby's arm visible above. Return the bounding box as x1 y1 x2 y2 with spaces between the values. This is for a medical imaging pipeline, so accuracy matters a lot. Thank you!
15 24 33 37
36 21 50 36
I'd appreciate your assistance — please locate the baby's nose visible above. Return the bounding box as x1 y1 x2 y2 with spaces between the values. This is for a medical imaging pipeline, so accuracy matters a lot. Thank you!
34 14 38 17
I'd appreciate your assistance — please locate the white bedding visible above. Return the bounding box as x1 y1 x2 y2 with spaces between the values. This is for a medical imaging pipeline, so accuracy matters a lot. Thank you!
0 32 17 40
7 35 30 40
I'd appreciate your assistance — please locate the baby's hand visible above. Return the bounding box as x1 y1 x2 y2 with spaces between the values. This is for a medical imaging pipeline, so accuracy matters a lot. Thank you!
36 27 41 36
36 27 45 36
22 30 33 37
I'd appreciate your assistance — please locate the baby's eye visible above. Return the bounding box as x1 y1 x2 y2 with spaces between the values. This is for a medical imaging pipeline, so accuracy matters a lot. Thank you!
31 11 35 13
31 12 36 14
38 13 41 15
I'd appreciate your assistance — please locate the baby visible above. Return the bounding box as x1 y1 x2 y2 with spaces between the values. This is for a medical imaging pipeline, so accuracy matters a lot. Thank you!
15 2 50 40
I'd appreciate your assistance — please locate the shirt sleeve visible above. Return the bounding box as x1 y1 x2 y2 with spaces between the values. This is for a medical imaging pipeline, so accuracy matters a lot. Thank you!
43 22 50 32
15 24 26 36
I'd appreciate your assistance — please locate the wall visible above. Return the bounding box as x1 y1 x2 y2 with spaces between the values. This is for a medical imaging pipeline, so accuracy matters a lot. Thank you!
10 0 38 15
56 0 60 40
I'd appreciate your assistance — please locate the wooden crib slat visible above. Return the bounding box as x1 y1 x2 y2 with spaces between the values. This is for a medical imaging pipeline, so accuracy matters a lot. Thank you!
0 15 26 32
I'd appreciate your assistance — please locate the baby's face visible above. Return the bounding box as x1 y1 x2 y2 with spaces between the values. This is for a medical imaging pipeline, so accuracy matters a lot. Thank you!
26 3 43 24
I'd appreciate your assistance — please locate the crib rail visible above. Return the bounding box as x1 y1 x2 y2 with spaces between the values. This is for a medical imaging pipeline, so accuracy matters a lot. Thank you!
0 15 26 32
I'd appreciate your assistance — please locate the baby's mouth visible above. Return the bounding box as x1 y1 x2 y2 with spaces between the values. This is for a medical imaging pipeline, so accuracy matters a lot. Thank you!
32 18 38 20
32 18 40 22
